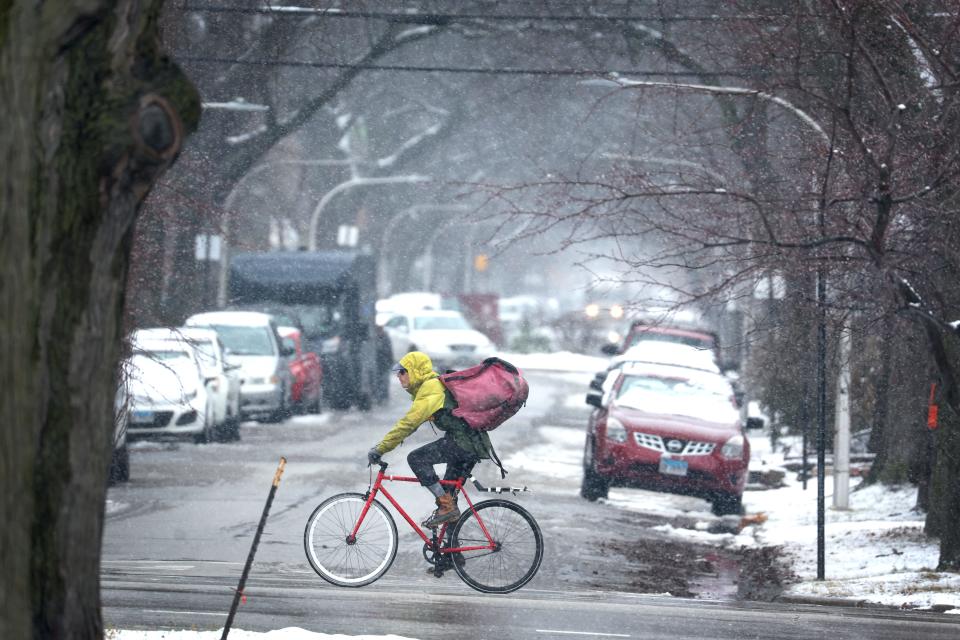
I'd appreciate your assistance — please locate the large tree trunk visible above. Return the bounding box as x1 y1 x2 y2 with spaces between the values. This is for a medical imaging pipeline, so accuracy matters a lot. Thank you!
925 328 960 570
0 2 198 638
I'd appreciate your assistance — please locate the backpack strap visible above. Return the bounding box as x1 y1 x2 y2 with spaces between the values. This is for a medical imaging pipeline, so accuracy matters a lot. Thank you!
487 440 507 479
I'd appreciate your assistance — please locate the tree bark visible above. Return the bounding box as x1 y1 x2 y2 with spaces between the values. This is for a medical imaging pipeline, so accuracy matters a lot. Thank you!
0 2 198 638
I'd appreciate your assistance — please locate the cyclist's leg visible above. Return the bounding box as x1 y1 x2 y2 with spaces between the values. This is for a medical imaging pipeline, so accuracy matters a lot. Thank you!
407 437 449 491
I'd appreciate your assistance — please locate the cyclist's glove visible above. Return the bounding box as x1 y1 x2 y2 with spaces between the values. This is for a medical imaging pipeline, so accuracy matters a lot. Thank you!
367 447 382 466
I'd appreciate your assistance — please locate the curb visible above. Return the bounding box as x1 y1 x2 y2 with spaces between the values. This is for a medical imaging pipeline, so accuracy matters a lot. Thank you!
775 594 891 609
776 594 957 613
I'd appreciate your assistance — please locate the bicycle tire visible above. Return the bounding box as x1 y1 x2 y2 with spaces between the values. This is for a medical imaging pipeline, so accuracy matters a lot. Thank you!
450 499 543 594
303 492 398 587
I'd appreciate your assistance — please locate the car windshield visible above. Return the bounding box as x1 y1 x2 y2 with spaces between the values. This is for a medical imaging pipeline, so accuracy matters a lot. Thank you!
414 315 471 331
134 348 192 362
272 303 342 338
190 340 218 369
208 325 276 356
616 374 736 423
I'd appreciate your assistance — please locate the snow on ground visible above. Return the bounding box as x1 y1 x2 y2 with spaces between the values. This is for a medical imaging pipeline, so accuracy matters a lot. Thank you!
737 433 960 611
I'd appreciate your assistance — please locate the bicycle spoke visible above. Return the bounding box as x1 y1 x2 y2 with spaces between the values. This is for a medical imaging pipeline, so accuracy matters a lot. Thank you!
304 493 398 587
452 500 543 594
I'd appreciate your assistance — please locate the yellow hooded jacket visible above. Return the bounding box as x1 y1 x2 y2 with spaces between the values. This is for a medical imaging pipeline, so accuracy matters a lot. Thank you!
373 351 491 459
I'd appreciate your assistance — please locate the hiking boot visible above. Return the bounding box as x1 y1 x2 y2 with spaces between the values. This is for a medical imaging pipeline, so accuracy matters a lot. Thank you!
421 493 460 529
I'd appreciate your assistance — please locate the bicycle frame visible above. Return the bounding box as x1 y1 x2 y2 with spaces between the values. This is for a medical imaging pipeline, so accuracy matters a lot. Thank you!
349 465 495 556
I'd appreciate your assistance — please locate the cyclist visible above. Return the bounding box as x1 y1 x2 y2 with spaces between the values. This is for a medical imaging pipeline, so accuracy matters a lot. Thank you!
367 351 493 528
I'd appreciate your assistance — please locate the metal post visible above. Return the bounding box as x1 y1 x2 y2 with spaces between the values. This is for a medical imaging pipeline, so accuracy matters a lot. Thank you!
816 201 827 580
221 457 287 640
833 324 851 509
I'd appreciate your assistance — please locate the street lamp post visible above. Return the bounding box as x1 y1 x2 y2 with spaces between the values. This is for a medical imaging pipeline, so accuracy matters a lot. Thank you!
591 75 837 580
215 158 352 307
306 175 431 251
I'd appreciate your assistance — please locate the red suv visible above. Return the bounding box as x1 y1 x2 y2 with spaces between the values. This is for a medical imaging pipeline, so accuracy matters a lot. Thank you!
582 362 749 515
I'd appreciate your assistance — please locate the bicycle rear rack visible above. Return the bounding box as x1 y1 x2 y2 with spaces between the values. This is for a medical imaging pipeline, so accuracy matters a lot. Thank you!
472 478 529 495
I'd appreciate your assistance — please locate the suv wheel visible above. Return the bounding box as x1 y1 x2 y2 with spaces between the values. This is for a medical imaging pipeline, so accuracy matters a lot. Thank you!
580 437 609 501
711 492 743 516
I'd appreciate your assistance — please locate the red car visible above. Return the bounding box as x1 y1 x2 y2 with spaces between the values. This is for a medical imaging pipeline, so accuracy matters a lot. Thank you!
603 321 720 362
582 362 749 515
278 327 322 414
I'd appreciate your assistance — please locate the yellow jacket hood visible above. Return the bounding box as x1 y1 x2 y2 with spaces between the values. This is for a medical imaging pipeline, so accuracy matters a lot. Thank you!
398 351 437 397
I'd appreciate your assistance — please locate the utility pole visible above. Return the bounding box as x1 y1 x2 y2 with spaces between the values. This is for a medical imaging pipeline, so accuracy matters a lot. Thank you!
833 323 851 510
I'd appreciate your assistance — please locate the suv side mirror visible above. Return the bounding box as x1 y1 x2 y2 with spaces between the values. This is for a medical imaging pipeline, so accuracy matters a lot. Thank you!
588 374 604 391
600 344 619 356
585 392 603 408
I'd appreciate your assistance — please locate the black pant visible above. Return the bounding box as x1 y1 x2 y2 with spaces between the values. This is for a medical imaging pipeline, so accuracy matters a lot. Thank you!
407 433 478 488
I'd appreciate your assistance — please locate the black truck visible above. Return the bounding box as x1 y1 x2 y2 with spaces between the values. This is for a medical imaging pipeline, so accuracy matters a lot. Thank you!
228 250 391 410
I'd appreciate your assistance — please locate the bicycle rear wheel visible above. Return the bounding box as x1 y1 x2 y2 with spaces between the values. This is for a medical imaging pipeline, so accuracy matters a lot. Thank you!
304 492 398 587
450 499 543 594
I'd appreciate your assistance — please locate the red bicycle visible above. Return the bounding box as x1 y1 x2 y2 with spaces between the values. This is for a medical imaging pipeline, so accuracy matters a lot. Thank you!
303 461 543 594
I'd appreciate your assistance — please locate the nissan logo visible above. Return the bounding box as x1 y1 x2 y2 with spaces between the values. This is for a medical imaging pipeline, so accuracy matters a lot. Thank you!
665 439 684 453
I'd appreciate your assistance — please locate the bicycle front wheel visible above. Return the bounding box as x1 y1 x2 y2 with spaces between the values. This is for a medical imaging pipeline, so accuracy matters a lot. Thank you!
450 499 543 594
304 492 398 587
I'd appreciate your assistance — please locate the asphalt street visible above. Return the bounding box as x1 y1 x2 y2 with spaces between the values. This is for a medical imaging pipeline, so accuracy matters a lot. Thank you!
102 370 960 639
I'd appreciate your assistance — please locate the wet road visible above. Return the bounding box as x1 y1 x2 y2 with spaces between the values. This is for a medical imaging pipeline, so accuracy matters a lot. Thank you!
102 369 960 638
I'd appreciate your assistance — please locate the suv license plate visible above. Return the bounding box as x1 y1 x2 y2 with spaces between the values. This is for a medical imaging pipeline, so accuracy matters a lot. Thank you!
131 410 154 424
659 456 688 477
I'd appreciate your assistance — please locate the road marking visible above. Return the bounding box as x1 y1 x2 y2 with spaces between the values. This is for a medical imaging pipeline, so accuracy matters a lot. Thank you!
144 609 225 617
536 631 630 638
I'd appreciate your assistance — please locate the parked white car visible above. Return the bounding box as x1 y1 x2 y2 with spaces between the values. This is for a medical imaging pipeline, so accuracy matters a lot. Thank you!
121 347 214 442
382 309 496 372
132 327 242 441
185 311 294 422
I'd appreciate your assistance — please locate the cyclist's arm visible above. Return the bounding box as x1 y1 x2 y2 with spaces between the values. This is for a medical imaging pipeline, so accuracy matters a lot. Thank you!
375 382 445 454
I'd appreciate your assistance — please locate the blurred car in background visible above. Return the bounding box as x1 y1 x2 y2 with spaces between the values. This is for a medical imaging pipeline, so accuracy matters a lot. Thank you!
132 327 242 441
582 362 749 516
185 310 294 422
121 346 213 442
382 308 496 372
277 326 323 414
605 320 722 366
610 340 721 374
554 303 629 354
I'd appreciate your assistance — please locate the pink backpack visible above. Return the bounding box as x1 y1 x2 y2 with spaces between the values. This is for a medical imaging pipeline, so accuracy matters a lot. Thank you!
439 358 529 431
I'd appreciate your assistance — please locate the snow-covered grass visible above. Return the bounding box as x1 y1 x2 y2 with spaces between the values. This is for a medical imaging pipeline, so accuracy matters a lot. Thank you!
739 433 960 611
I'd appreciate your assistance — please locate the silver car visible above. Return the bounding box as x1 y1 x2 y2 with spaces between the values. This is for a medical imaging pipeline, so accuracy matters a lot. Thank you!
185 311 294 422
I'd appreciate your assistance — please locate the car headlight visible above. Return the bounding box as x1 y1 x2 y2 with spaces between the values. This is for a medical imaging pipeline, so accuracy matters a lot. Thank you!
721 434 745 460
269 374 280 385
605 416 627 443
184 389 197 401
